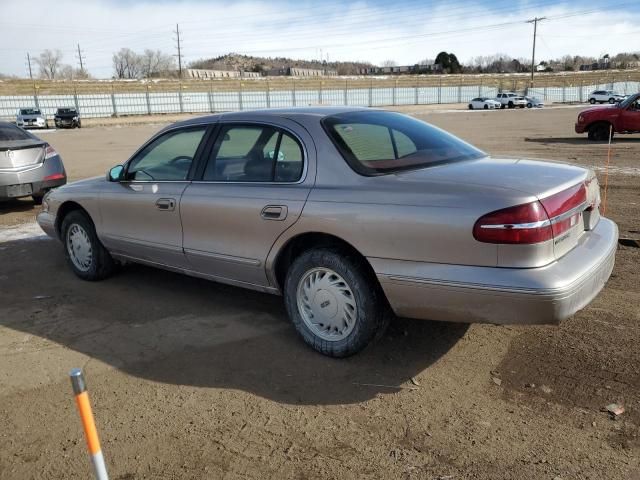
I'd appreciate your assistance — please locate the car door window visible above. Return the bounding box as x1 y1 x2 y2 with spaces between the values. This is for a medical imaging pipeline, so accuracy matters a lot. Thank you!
203 124 303 182
127 127 206 181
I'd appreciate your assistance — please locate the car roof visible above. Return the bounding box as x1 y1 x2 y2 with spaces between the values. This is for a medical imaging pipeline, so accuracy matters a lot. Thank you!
173 106 372 128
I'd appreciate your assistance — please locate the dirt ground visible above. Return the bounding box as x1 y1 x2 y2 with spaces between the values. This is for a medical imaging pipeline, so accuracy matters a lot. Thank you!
0 106 638 479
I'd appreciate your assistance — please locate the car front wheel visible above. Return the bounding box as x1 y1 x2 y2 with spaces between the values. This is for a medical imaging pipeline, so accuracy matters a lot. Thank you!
61 210 116 281
284 248 388 357
589 98 596 104
483 104 488 110
587 123 612 141
608 98 616 104
527 103 533 108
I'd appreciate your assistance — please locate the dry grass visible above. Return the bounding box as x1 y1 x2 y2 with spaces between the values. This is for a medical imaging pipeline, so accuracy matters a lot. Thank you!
2 70 639 95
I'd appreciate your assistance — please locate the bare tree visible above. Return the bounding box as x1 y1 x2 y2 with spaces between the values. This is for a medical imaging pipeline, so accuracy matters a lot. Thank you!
140 49 176 78
112 48 141 79
381 60 398 67
35 49 63 79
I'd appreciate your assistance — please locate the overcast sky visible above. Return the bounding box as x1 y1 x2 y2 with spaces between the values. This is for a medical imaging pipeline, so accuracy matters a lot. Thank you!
0 0 638 78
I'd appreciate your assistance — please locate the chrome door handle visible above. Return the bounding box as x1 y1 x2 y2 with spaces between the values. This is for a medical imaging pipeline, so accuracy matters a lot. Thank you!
261 205 287 221
156 198 176 211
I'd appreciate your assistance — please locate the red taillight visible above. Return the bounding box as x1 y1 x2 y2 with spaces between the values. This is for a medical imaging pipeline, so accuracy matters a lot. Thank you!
44 173 65 181
539 183 587 237
473 200 552 244
474 183 588 245
44 145 57 160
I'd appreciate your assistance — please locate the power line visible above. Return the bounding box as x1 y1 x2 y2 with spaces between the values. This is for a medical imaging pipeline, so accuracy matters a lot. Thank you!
527 17 546 85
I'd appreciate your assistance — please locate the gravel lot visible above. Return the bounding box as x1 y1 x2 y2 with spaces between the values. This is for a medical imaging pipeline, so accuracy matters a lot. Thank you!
1 106 638 479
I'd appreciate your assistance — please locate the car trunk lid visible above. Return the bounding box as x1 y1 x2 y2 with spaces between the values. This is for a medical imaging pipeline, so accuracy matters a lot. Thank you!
0 140 46 169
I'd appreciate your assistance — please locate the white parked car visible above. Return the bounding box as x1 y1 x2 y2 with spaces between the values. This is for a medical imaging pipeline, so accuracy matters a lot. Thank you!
588 90 625 104
468 97 501 110
524 96 544 108
495 92 527 109
16 108 48 129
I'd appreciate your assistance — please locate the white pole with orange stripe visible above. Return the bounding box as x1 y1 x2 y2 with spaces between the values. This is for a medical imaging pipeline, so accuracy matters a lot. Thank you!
70 368 109 480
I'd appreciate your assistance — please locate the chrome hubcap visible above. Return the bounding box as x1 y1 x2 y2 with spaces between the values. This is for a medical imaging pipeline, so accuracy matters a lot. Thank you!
297 267 357 342
66 224 92 272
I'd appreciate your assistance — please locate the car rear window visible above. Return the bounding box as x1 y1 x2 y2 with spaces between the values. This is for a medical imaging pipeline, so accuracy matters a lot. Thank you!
322 111 485 175
0 123 34 141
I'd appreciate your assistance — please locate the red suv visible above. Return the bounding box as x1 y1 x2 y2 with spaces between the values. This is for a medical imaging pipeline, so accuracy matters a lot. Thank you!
575 93 640 141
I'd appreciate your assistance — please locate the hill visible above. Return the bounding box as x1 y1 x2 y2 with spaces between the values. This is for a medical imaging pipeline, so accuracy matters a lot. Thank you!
188 53 373 75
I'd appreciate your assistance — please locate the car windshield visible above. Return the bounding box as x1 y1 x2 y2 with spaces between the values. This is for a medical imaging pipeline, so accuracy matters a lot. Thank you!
619 93 640 109
322 111 485 175
57 108 77 114
0 123 33 141
20 108 40 115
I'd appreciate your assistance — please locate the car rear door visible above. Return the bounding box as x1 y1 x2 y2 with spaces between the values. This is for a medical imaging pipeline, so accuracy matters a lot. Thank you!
98 124 210 268
180 117 316 288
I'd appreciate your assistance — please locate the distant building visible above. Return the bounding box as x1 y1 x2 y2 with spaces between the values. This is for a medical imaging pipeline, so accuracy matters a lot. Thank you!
265 67 338 77
185 69 261 79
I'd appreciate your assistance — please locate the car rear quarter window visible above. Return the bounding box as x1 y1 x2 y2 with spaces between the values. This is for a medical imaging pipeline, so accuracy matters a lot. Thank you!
322 111 485 175
0 123 34 141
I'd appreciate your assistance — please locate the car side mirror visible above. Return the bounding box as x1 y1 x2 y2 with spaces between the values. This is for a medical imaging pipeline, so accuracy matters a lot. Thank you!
107 165 124 182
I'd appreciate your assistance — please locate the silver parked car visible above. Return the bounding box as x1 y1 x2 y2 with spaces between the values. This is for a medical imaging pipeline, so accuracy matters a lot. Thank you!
1 122 66 204
16 108 49 129
37 108 618 357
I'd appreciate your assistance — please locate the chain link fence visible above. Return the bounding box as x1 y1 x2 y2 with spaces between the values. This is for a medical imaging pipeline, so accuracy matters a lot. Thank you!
2 72 639 120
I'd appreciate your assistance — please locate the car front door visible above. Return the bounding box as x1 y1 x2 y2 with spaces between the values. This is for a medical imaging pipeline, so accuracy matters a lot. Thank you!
620 96 640 131
180 118 315 289
99 124 210 268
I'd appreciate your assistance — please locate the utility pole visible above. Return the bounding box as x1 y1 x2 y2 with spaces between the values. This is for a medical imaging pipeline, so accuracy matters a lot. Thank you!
26 52 33 80
527 17 545 86
174 23 183 78
76 43 85 73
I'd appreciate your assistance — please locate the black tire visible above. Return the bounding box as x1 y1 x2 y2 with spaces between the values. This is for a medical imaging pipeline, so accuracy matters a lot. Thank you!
61 210 116 281
508 101 514 108
32 194 43 205
589 98 596 104
608 98 615 104
500 104 505 109
527 103 533 108
77 121 82 128
284 248 388 357
587 122 612 141
468 104 473 110
483 104 488 110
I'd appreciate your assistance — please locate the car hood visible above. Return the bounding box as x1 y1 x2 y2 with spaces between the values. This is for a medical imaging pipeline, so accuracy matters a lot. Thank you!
56 175 104 192
579 105 621 117
393 156 588 198
19 114 45 120
56 113 78 118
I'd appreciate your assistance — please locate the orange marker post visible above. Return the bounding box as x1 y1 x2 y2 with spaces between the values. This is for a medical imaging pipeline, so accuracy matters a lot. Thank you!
70 369 109 480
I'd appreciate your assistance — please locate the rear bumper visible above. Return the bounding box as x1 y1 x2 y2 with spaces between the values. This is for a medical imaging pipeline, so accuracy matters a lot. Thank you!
371 218 618 325
0 157 66 200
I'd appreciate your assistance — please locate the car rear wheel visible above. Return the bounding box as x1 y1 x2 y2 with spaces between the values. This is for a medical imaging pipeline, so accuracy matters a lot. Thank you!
468 104 473 110
587 123 612 141
284 248 388 357
32 194 44 205
508 101 514 108
483 104 488 110
61 210 116 281
589 98 596 104
500 104 505 109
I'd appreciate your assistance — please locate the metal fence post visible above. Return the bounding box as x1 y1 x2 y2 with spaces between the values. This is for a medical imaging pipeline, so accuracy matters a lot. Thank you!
478 78 482 97
344 79 348 106
438 77 442 104
368 79 373 107
266 80 271 108
562 80 566 103
318 81 323 105
457 78 462 103
178 83 184 113
73 83 80 111
579 80 583 102
208 81 214 112
33 84 40 110
145 85 151 115
393 79 397 106
238 81 243 111
292 79 296 107
414 78 419 105
110 84 118 117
